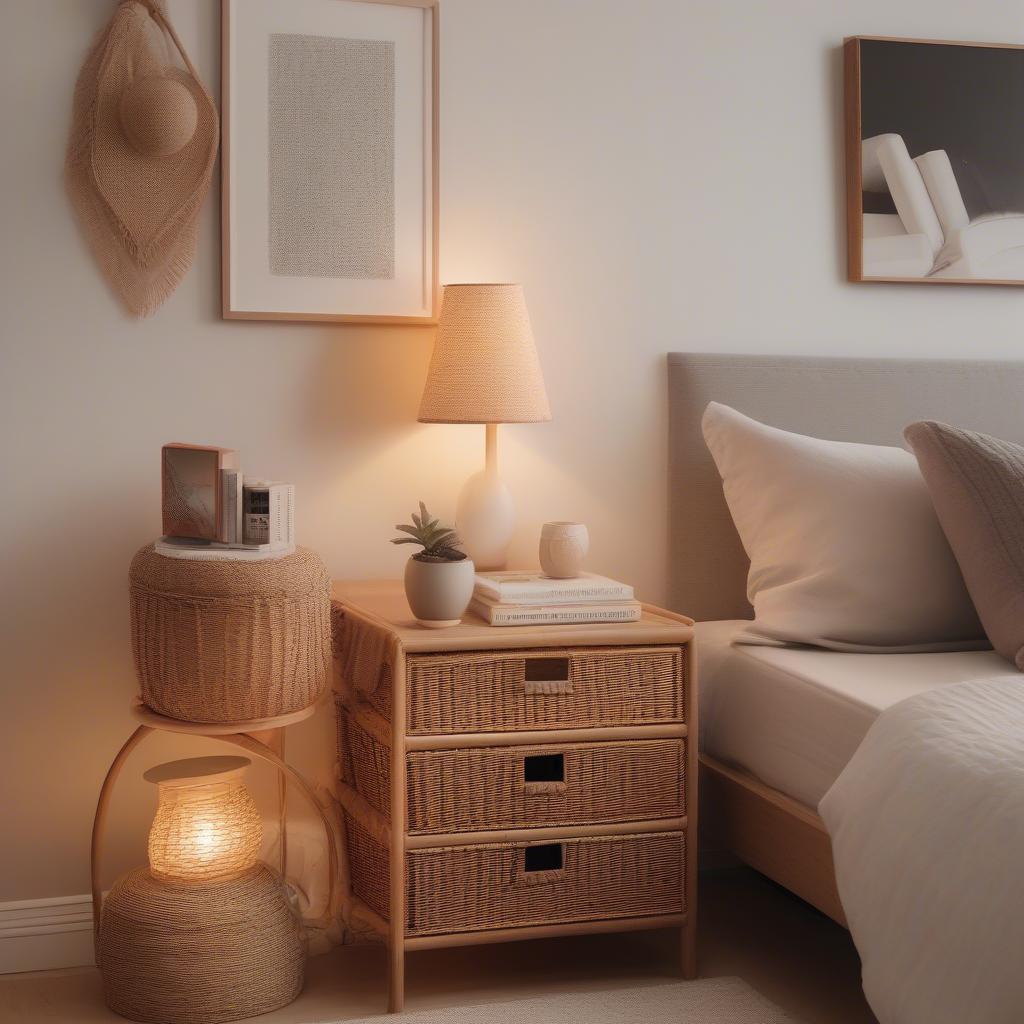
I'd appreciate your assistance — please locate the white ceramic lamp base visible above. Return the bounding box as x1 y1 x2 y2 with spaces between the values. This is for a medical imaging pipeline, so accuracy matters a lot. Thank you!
456 469 514 571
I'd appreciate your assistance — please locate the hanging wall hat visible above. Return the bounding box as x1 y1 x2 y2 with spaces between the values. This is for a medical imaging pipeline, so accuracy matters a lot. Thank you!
66 0 218 317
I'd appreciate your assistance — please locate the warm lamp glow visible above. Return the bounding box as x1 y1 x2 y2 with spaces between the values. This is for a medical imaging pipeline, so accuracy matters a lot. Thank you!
416 283 551 569
418 284 551 425
144 756 262 883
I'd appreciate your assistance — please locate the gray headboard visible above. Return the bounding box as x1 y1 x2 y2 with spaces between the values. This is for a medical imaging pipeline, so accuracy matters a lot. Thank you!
667 352 1024 622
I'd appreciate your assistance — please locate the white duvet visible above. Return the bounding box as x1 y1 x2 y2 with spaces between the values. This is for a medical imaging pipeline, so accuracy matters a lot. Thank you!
819 678 1024 1024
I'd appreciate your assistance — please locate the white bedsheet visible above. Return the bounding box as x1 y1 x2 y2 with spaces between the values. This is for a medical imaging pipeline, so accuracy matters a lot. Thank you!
820 678 1024 1024
696 620 1014 807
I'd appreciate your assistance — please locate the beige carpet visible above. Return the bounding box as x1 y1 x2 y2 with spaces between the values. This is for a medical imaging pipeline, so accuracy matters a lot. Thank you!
325 979 797 1023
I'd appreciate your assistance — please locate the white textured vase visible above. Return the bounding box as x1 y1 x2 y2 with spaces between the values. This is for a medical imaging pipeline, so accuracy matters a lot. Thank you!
456 469 515 571
539 522 589 579
404 556 476 628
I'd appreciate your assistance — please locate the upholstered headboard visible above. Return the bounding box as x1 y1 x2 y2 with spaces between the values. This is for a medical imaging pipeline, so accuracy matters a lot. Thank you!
667 353 1024 622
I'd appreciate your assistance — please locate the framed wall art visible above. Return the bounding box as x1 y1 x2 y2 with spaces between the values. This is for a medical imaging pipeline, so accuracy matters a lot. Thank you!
222 0 438 323
845 36 1024 286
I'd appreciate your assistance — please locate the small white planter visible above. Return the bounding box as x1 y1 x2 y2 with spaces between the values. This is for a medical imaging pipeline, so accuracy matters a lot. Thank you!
404 556 476 628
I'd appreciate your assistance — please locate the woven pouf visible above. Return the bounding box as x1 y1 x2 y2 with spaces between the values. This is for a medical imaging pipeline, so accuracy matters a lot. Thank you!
129 545 331 722
98 865 306 1024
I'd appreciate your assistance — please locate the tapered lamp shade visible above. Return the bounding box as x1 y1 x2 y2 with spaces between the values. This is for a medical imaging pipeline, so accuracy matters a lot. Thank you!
418 284 551 424
145 756 261 883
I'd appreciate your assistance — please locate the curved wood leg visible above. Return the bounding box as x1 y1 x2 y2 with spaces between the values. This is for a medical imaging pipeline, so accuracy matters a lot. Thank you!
90 725 335 938
219 732 338 925
90 726 154 933
246 727 287 877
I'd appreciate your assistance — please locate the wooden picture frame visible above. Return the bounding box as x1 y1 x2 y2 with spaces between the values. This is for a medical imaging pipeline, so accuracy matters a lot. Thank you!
222 0 440 324
845 35 1024 287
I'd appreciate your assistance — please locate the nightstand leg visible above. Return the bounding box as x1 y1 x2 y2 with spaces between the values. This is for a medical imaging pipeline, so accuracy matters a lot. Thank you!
682 640 699 979
388 939 405 1013
389 640 407 1013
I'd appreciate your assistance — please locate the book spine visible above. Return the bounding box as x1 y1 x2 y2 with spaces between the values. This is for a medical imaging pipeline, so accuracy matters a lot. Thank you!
221 470 242 544
475 583 634 605
233 473 243 544
472 600 641 626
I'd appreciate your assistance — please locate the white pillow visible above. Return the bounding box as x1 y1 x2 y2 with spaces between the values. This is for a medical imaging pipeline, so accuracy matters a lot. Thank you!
701 402 985 652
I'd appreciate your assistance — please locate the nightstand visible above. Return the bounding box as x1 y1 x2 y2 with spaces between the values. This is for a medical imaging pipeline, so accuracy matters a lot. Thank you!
331 580 697 1012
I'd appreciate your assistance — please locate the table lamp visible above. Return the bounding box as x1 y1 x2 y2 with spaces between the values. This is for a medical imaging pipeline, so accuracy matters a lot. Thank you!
145 755 262 882
418 283 551 570
97 756 305 1023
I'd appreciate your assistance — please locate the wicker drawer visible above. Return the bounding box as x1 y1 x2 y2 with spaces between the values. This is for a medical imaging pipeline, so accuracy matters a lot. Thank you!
408 738 685 834
339 707 684 832
345 815 685 937
405 646 684 736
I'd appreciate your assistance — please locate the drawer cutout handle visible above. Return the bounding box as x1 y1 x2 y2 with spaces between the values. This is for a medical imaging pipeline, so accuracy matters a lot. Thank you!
520 843 566 885
522 753 567 795
516 842 570 885
524 843 563 872
523 657 573 696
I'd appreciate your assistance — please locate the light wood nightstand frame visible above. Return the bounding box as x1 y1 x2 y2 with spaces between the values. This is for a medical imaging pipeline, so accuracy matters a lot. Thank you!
332 581 698 1013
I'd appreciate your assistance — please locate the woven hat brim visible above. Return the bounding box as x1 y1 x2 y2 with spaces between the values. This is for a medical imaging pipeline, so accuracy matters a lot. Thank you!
65 0 217 315
91 4 217 259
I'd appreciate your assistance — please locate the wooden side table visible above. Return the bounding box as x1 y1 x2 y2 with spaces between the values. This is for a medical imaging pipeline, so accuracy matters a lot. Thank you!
332 580 697 1013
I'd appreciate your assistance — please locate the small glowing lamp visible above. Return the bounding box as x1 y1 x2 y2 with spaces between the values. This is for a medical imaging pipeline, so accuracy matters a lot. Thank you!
98 755 305 1022
144 756 261 883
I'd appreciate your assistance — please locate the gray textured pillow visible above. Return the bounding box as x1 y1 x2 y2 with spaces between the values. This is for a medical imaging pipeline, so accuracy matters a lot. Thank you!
905 420 1024 670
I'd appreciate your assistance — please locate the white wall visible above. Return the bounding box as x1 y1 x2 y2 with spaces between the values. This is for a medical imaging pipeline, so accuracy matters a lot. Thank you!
3 0 1024 906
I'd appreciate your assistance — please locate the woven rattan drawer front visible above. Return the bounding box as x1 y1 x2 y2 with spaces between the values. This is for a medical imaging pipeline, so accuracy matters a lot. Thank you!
405 646 684 736
405 831 684 937
407 738 684 834
337 706 685 833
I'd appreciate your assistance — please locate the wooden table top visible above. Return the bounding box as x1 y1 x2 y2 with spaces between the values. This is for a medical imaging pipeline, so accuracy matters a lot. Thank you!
331 579 694 654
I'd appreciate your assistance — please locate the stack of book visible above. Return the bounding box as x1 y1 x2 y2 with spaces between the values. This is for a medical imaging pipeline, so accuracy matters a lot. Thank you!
469 571 640 626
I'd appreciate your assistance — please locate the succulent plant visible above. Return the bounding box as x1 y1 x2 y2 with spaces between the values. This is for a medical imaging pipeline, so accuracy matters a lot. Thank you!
392 502 467 563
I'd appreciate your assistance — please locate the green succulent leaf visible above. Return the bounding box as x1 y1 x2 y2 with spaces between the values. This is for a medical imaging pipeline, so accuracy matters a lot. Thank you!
392 501 461 555
425 528 456 548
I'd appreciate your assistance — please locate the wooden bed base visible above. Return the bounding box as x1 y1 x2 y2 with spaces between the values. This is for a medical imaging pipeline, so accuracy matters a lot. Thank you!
699 754 846 927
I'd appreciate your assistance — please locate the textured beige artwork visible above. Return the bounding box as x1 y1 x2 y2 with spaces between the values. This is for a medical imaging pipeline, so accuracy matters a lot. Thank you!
268 34 395 280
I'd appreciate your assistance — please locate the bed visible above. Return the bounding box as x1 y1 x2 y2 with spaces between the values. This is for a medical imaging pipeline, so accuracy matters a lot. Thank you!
666 353 1024 929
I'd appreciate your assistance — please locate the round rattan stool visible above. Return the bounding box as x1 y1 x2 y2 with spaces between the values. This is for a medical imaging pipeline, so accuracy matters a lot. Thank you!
98 865 305 1024
129 544 331 722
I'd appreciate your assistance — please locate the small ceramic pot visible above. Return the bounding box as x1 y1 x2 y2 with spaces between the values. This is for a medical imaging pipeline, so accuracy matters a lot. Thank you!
539 522 589 579
404 556 476 628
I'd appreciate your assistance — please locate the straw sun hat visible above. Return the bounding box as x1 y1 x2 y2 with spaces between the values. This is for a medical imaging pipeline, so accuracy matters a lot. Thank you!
66 0 218 317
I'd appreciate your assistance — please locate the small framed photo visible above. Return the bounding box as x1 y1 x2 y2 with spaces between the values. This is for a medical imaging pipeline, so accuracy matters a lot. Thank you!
162 444 238 542
222 0 439 323
845 36 1024 286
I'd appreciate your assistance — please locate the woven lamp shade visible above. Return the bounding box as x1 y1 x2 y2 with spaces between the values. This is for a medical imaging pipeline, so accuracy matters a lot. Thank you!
145 757 261 883
418 284 551 424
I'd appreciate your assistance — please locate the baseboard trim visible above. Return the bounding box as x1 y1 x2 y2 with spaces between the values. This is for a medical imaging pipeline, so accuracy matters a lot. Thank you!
0 894 95 974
